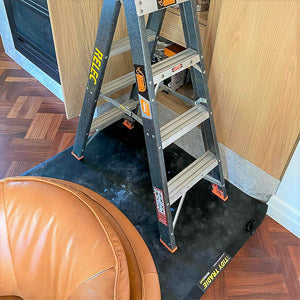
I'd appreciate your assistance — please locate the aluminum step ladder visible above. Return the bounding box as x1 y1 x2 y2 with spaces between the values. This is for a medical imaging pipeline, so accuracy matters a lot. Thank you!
72 0 228 253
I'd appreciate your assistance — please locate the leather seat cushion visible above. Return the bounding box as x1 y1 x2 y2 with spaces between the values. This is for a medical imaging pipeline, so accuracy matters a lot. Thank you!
0 177 130 299
50 178 161 300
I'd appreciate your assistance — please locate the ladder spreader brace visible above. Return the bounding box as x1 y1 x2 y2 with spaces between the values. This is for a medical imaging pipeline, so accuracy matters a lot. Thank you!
72 0 228 253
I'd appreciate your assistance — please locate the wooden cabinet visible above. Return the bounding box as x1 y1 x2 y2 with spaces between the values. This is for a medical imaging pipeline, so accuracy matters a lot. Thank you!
48 0 299 180
47 2 208 119
47 1 132 118
160 7 208 49
160 1 299 179
208 0 299 179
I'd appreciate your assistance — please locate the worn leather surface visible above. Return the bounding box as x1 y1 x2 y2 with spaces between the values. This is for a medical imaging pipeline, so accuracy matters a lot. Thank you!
0 177 160 299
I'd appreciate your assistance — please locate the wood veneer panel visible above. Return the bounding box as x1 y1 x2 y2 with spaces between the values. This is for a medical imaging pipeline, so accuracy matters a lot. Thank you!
47 0 133 118
204 0 222 74
208 0 300 179
160 9 207 48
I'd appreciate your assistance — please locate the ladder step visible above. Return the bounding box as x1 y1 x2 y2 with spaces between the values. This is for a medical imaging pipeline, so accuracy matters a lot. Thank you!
91 100 139 132
168 151 218 205
110 29 156 58
136 0 189 16
101 72 136 96
152 48 200 84
161 104 209 149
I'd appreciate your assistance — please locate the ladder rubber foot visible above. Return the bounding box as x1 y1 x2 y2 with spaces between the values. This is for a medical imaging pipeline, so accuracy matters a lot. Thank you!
71 151 84 161
212 184 228 201
123 119 134 130
160 238 178 253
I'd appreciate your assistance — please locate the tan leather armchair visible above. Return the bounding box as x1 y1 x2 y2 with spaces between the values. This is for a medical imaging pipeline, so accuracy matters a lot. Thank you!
0 177 160 299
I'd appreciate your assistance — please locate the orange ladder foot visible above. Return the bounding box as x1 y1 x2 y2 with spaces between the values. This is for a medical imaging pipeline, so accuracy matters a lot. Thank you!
123 119 135 130
212 184 228 201
71 151 84 161
160 238 178 253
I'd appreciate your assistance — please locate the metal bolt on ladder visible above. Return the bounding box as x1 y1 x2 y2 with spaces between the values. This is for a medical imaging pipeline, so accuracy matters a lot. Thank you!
72 0 228 253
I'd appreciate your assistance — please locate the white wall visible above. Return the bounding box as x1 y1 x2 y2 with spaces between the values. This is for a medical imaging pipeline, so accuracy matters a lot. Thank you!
267 141 300 237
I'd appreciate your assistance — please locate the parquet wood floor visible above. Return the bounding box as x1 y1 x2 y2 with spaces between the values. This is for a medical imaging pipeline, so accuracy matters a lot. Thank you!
0 39 299 299
0 40 79 178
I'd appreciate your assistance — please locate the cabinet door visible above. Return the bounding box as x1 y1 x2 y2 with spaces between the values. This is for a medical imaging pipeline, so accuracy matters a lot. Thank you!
209 0 299 179
160 8 207 49
48 0 132 118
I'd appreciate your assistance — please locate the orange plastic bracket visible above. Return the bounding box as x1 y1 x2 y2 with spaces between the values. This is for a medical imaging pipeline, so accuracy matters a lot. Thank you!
160 238 178 253
212 184 228 201
123 119 134 130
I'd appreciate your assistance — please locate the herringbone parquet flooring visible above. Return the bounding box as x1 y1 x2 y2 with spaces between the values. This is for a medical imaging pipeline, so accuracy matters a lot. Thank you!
0 39 79 178
203 216 300 299
0 39 299 299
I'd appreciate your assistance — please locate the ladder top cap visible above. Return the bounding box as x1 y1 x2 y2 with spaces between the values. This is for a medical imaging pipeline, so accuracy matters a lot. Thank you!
134 0 189 16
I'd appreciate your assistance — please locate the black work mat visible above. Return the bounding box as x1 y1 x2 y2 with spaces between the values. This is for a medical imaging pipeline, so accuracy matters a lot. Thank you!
23 123 267 299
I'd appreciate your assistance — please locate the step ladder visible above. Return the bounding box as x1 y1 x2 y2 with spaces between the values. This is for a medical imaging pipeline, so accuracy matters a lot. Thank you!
72 0 228 253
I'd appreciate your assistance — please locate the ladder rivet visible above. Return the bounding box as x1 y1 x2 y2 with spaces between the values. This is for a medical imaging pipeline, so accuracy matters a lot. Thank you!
203 71 206 74
201 55 203 59
105 56 108 59
152 135 155 138
139 1 142 4
210 112 213 115
146 133 149 136
149 81 152 84
218 160 221 163
140 9 143 13
159 146 162 149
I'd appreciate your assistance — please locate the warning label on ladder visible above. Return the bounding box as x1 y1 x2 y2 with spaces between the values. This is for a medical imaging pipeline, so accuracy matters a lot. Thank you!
134 65 149 99
139 96 152 119
135 66 147 93
157 0 176 9
154 187 168 226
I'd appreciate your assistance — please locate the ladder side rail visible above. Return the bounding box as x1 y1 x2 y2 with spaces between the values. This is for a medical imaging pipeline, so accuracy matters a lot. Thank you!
123 0 177 252
179 1 214 151
72 0 121 159
146 10 166 57
179 0 227 196
129 10 166 104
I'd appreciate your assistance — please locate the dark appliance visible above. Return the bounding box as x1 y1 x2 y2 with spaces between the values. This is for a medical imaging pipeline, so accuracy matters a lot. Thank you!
4 0 60 83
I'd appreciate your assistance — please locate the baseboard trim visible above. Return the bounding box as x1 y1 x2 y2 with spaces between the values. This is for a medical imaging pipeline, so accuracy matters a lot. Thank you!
219 143 280 203
267 195 300 238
